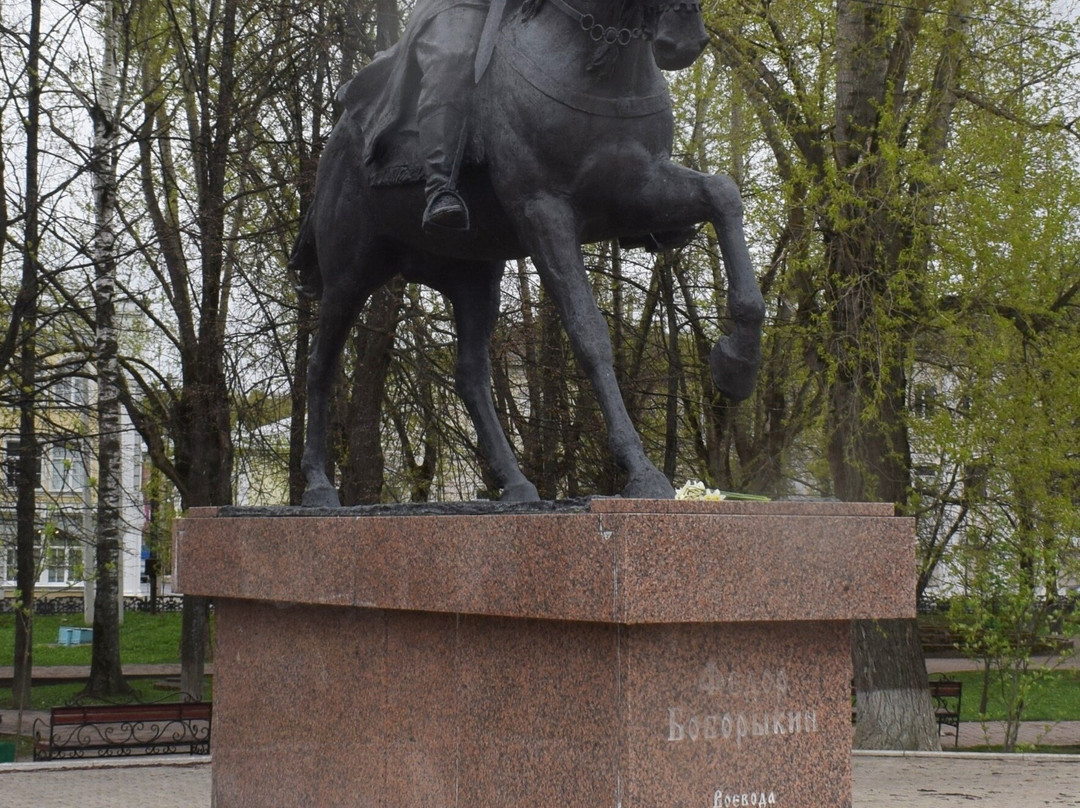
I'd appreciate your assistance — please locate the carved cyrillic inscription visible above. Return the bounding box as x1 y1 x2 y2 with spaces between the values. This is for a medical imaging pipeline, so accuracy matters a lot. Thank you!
712 789 777 807
698 661 788 698
667 661 817 746
668 707 817 746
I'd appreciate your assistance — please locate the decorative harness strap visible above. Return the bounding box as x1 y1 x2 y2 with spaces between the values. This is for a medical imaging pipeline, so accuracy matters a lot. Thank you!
546 0 651 45
545 0 705 46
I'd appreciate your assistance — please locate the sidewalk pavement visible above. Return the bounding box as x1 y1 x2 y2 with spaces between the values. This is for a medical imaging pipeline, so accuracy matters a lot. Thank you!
853 751 1080 806
1 753 1079 807
0 662 214 687
926 653 1080 673
0 757 210 807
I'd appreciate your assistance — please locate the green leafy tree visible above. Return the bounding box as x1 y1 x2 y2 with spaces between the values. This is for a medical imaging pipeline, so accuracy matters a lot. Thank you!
934 121 1080 751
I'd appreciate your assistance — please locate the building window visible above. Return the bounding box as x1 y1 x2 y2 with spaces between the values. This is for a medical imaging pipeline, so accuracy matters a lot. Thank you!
45 534 82 584
47 444 88 493
912 384 938 418
3 440 40 489
1 519 14 585
3 441 17 488
50 376 89 408
0 517 86 586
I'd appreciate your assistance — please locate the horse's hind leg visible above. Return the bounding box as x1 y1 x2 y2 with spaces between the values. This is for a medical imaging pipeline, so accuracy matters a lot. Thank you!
513 196 676 499
302 284 369 507
634 164 764 401
437 261 540 502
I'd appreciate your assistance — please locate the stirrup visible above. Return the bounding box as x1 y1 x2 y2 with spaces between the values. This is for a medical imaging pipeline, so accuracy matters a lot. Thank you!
423 188 471 233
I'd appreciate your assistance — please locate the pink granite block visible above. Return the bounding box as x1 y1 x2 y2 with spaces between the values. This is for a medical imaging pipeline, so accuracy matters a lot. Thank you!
177 504 913 808
352 514 616 620
175 505 914 625
212 600 391 808
379 610 462 808
611 513 913 623
456 615 620 745
590 498 893 517
422 615 623 807
178 513 619 621
619 621 852 808
209 599 857 808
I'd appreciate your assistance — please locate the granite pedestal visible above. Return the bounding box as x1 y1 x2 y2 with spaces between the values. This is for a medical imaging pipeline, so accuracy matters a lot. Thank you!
174 500 914 808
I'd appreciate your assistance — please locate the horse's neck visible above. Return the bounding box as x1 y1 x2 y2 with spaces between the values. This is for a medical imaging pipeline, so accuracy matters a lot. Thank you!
508 0 657 91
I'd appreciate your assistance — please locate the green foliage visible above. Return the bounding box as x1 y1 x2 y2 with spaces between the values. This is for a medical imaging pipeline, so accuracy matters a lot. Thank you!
948 584 1080 749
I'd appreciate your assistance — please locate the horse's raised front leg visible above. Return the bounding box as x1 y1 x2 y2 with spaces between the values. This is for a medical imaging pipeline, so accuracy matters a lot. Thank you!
515 195 675 499
634 164 765 402
302 290 368 507
439 262 540 502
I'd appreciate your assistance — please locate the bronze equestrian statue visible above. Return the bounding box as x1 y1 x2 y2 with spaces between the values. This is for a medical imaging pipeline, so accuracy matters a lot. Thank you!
292 0 765 506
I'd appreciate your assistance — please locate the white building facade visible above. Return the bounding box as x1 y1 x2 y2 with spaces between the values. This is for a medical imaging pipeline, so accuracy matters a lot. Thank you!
1 375 148 598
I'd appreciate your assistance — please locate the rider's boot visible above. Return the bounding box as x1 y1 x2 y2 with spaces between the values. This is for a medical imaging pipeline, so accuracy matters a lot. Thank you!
420 106 471 233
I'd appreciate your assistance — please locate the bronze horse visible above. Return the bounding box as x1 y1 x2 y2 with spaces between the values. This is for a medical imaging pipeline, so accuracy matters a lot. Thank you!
292 0 764 506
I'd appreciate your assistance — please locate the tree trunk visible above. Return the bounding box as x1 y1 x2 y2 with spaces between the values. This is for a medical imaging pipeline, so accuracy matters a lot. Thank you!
339 279 404 504
831 0 941 751
660 253 681 480
174 362 232 699
12 0 43 715
83 0 132 699
852 619 939 750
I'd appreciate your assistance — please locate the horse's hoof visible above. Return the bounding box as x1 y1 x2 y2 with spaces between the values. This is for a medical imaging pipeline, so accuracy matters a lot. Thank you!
500 481 541 503
302 485 341 508
622 468 675 499
710 338 760 402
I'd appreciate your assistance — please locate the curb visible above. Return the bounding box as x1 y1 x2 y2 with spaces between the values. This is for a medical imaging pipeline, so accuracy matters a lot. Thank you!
854 749 1080 762
0 755 210 773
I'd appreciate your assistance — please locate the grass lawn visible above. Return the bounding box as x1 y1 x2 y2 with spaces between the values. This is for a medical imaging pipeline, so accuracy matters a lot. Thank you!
0 611 185 667
2 611 210 710
0 678 213 710
942 669 1080 722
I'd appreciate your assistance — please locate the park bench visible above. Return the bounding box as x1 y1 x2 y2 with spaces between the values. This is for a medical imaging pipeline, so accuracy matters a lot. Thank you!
929 676 962 747
33 700 211 760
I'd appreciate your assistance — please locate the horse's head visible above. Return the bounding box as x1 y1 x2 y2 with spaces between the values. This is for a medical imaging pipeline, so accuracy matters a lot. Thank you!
649 2 708 71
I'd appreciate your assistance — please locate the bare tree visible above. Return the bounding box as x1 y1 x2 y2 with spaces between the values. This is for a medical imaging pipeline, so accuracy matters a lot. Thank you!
10 0 44 715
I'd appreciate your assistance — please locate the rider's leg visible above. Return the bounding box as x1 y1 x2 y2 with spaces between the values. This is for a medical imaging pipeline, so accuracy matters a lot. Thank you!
415 5 485 232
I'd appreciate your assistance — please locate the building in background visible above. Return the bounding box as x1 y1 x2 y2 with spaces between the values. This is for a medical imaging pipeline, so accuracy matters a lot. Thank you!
1 372 147 599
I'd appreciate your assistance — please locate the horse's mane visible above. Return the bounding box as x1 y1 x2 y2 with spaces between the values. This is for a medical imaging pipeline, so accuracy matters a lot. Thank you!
520 0 545 17
520 0 647 77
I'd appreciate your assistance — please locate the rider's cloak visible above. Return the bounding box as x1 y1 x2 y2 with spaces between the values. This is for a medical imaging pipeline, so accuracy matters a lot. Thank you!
337 0 489 169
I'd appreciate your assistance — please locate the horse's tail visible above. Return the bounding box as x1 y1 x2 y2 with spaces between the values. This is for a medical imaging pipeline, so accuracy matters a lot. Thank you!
288 206 322 300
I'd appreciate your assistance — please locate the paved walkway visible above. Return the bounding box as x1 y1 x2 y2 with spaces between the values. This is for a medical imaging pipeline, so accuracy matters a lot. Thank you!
853 751 1080 806
926 653 1080 673
1 754 1079 807
0 662 214 686
0 758 211 807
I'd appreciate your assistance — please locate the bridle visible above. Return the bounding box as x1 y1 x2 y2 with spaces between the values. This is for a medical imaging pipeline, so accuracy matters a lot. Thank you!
547 0 649 44
545 0 703 47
